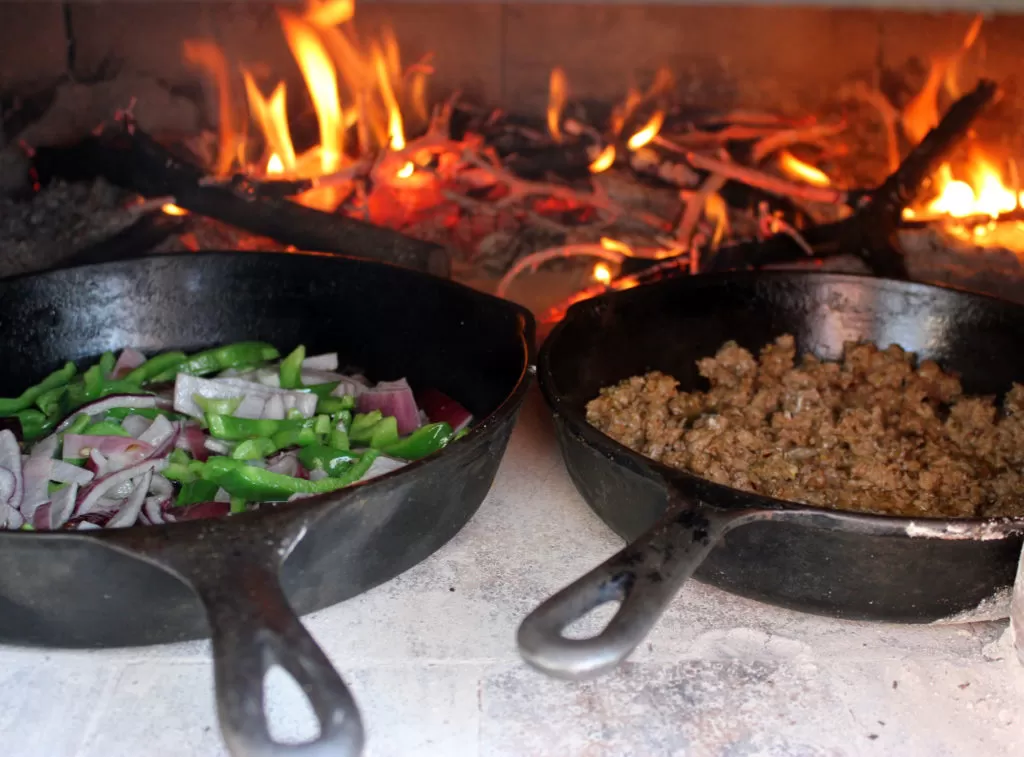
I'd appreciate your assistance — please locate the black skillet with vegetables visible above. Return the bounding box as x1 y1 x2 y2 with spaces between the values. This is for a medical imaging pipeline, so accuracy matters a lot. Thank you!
0 341 473 531
0 251 534 757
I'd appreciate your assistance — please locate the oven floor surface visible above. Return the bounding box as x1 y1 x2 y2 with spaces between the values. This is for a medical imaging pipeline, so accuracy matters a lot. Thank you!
1 387 1020 757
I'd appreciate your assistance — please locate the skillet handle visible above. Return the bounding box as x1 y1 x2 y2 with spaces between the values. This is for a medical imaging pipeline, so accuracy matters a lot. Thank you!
517 497 773 680
108 517 366 757
183 546 365 757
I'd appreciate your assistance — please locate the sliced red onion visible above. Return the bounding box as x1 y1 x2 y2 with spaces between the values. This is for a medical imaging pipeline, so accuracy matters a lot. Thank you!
263 394 286 420
31 434 59 460
138 414 174 447
77 458 168 516
330 377 368 399
40 482 78 529
0 430 23 511
86 448 106 475
176 500 231 521
52 394 166 436
214 487 231 502
266 450 300 477
105 469 153 529
357 379 421 435
75 426 177 516
76 521 101 531
64 435 154 476
1 502 24 529
49 459 94 486
149 473 174 499
0 468 15 504
111 348 147 379
362 455 409 482
204 438 233 456
173 375 317 420
20 456 53 517
303 353 338 371
120 413 152 438
308 469 329 482
177 423 209 462
142 495 169 525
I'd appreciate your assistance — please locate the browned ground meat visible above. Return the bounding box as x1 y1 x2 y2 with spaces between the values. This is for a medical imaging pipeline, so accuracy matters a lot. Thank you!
586 334 1024 518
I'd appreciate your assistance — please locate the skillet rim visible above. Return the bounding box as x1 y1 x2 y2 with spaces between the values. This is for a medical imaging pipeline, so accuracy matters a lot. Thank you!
0 249 537 540
539 268 1024 533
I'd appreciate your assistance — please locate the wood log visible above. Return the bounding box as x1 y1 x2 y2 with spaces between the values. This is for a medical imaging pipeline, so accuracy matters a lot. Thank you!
40 120 450 278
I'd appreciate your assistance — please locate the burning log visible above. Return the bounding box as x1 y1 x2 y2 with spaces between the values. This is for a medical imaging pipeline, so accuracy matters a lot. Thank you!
46 119 450 277
705 79 1001 277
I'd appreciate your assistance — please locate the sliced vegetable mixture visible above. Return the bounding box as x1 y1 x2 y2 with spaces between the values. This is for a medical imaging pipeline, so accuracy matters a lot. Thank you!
0 343 473 531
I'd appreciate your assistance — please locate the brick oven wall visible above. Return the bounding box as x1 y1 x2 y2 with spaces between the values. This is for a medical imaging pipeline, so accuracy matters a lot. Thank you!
3 2 1024 149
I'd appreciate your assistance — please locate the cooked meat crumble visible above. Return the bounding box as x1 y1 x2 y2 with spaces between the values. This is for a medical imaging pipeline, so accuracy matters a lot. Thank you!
585 335 1024 518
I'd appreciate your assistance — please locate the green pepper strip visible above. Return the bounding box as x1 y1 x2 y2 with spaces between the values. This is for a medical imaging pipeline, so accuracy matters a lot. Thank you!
152 342 280 383
329 428 349 450
0 361 77 416
64 413 91 436
349 411 383 443
232 437 278 460
381 422 454 461
316 395 353 415
298 445 360 477
207 414 317 441
368 416 399 449
195 450 379 501
98 351 116 377
123 351 187 385
194 395 243 416
279 345 306 389
82 420 132 437
17 410 57 442
104 407 184 422
176 479 220 506
306 382 340 399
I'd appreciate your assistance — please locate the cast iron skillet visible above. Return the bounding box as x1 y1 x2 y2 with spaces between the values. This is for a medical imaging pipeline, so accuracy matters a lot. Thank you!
0 251 535 756
518 272 1024 680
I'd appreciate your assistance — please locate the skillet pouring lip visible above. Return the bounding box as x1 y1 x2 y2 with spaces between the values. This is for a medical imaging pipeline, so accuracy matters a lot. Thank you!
0 249 537 541
539 269 1024 540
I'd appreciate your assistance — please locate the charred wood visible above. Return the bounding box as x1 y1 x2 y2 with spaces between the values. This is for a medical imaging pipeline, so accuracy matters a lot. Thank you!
38 119 450 277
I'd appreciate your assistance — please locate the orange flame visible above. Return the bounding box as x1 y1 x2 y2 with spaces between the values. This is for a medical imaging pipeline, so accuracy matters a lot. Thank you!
778 151 831 187
627 111 664 151
243 74 297 172
548 68 568 143
267 153 285 175
161 203 188 216
599 237 633 257
372 42 406 150
592 263 612 284
304 0 354 28
182 40 237 177
589 145 616 174
922 160 1018 219
279 10 345 175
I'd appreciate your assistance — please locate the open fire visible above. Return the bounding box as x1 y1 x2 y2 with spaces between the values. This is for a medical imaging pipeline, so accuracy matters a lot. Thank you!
7 2 1024 320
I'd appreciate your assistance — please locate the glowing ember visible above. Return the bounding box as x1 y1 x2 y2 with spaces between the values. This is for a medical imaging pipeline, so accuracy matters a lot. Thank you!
600 237 633 257
589 145 615 174
396 161 415 179
548 68 568 144
161 203 188 216
778 151 831 188
592 262 612 284
267 153 285 175
627 111 664 151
